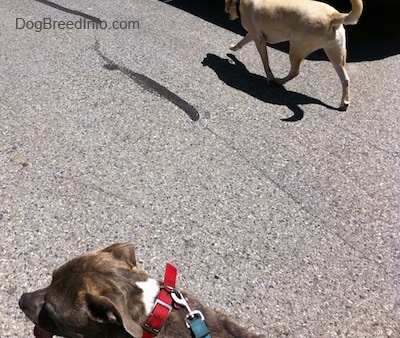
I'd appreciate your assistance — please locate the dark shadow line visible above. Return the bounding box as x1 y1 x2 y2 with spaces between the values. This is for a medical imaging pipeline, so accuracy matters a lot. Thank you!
33 0 102 23
94 40 199 122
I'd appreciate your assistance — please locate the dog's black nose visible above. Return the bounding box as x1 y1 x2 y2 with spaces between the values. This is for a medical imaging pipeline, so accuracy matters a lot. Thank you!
19 288 47 315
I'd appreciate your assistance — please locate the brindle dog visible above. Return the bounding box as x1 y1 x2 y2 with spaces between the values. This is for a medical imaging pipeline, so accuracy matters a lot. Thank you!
20 243 263 338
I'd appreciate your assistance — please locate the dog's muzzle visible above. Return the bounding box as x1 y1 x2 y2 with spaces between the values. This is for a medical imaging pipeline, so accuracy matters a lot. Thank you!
19 291 45 323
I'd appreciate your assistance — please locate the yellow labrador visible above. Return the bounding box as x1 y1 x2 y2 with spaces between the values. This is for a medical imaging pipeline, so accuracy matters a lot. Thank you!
225 0 363 110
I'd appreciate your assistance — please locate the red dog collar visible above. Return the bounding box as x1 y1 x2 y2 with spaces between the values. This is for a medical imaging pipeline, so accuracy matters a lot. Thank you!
142 263 177 338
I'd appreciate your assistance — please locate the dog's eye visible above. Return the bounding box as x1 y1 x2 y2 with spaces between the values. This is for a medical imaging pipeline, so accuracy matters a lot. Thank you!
50 269 63 284
50 269 58 283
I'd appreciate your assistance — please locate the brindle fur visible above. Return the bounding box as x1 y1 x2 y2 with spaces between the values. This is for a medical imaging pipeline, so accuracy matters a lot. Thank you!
20 243 263 338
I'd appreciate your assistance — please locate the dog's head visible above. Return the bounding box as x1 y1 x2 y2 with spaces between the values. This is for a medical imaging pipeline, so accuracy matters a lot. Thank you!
19 243 152 338
225 0 239 20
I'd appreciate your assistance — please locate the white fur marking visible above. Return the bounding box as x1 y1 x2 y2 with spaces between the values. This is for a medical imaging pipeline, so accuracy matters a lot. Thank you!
136 278 160 316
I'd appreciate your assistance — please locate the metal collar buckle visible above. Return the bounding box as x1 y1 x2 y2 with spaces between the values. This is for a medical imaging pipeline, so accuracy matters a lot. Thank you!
142 323 160 336
154 298 173 312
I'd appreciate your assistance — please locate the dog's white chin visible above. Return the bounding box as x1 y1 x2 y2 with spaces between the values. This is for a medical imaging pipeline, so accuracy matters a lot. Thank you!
136 278 160 316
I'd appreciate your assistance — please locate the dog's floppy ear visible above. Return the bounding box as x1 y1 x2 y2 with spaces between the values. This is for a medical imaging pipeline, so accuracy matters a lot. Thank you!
102 243 137 268
85 293 143 338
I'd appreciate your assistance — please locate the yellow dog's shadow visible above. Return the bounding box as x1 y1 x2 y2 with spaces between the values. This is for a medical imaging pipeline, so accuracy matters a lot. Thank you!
202 53 336 122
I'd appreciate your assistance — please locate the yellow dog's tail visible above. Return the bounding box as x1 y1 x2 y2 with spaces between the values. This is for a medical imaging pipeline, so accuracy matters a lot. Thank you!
344 0 363 24
332 0 363 26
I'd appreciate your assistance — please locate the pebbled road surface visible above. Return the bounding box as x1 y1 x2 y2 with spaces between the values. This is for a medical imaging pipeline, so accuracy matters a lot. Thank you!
1 0 399 337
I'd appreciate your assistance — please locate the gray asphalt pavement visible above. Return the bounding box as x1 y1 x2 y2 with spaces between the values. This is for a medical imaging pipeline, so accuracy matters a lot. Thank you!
1 0 399 337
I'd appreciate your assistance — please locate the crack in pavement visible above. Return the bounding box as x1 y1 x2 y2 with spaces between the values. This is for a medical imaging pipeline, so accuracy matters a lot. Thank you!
93 38 390 275
33 0 103 23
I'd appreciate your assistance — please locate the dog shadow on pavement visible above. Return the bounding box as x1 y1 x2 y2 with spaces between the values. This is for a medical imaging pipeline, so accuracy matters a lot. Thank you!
202 53 336 122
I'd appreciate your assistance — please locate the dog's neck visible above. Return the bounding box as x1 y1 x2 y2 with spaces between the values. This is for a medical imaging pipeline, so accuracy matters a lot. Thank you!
136 277 263 338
